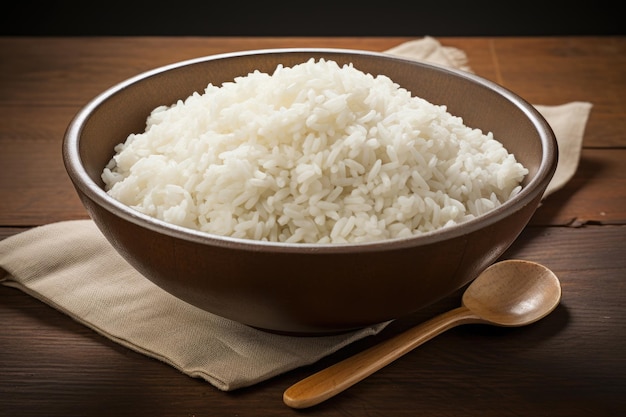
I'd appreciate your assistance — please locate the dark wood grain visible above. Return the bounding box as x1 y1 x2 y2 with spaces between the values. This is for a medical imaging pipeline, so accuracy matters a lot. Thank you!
1 37 624 417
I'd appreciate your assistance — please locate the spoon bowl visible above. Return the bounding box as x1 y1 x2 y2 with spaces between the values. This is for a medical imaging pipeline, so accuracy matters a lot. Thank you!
283 259 562 409
462 259 562 327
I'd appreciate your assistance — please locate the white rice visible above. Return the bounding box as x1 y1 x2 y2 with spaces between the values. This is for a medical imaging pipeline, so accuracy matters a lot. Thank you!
101 58 528 244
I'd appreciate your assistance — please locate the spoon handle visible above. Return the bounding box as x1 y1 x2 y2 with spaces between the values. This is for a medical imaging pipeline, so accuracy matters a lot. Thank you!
283 306 481 409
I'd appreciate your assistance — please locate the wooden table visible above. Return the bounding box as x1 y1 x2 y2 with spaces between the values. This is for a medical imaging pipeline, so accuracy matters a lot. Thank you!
1 36 624 417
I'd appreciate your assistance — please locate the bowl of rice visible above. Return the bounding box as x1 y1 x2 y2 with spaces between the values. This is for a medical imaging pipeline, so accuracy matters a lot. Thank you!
63 48 557 334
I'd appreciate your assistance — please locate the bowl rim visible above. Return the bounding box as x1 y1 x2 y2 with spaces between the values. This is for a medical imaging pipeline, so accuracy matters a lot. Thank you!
63 47 558 254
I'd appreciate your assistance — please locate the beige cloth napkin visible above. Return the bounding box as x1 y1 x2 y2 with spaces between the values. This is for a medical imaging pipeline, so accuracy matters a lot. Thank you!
0 220 386 391
0 37 592 391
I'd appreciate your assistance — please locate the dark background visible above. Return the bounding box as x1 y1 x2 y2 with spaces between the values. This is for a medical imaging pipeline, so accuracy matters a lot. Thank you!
1 1 622 36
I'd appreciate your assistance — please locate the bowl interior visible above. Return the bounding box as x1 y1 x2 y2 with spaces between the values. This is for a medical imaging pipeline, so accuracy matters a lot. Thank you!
75 49 549 196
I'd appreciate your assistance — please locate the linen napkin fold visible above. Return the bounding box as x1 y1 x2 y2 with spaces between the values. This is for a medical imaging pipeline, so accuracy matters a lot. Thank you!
533 102 592 197
0 37 592 391
385 36 474 72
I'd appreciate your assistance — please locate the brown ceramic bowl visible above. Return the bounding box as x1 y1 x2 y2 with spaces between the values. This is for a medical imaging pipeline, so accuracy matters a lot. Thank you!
63 48 557 335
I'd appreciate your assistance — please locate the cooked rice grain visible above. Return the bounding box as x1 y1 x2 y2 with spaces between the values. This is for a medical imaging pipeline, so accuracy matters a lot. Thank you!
102 58 528 244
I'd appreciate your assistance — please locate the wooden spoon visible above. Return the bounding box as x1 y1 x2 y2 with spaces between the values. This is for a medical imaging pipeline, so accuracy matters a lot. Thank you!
283 259 562 409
